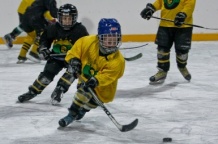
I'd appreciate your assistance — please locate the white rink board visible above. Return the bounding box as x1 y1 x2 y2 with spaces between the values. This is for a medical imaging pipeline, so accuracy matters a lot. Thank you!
0 0 218 36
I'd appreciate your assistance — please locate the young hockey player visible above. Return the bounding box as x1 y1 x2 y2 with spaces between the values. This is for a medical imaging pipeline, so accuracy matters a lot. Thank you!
16 10 56 64
3 0 57 63
3 0 34 49
140 0 196 84
17 4 89 104
58 18 125 127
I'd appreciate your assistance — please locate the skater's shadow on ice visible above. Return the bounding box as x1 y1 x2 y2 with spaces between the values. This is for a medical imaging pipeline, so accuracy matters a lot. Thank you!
57 124 96 133
0 102 62 119
116 81 187 99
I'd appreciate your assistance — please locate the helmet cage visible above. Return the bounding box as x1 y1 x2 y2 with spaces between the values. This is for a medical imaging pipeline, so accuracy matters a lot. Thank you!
98 34 122 55
58 4 78 30
98 18 122 55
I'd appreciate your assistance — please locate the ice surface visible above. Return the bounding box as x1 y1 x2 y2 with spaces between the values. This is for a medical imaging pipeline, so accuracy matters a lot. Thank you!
0 42 218 144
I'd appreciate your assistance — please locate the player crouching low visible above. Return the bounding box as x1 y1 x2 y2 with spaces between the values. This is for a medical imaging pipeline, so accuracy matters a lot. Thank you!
58 18 125 127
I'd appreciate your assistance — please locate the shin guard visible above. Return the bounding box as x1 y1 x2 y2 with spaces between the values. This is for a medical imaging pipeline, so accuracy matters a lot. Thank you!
30 74 52 94
157 48 170 72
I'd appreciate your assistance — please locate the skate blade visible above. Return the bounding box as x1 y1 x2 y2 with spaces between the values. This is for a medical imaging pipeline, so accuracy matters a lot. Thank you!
16 60 26 64
50 98 59 105
149 79 165 85
26 54 41 63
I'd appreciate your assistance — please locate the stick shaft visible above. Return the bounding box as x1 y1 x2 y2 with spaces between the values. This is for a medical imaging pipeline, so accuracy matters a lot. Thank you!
151 16 218 30
78 75 138 132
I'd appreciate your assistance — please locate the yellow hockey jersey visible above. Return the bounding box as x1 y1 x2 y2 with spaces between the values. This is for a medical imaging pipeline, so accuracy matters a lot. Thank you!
17 0 53 20
65 35 125 103
152 0 196 27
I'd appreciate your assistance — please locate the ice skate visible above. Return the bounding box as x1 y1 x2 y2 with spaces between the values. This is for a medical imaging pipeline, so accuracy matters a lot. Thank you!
59 112 77 127
27 51 41 63
50 86 64 105
18 91 37 103
178 67 191 81
17 56 27 64
149 69 167 85
76 108 87 120
3 34 14 48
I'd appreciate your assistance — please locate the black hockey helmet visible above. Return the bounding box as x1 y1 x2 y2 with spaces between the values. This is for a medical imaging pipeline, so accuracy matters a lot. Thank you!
57 4 78 30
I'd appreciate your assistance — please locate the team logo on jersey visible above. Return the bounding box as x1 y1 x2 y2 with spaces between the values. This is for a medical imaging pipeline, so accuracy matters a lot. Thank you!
164 0 180 9
61 45 67 53
83 64 98 79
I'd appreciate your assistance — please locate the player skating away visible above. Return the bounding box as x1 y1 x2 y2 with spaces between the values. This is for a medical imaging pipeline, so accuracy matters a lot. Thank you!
17 4 89 104
3 0 35 49
4 0 58 63
140 0 196 84
58 18 125 127
17 11 55 64
17 11 56 64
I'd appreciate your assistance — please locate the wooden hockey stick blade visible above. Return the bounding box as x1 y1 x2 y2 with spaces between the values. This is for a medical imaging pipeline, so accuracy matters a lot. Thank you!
120 118 138 132
124 53 143 61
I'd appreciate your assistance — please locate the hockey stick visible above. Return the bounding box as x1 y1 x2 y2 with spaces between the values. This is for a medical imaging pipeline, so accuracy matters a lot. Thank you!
120 43 148 50
78 75 138 132
124 53 142 61
50 53 143 61
50 54 67 57
152 16 218 30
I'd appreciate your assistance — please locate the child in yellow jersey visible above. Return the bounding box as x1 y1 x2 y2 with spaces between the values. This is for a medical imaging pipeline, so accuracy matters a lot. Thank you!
58 18 125 127
140 0 196 84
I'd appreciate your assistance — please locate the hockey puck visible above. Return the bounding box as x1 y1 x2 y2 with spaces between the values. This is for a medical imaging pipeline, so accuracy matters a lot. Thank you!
163 137 172 142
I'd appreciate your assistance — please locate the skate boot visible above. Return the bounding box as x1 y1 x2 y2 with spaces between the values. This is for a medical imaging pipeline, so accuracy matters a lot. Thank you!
59 111 77 127
18 90 37 103
3 34 14 48
76 108 88 120
149 69 167 85
17 56 27 64
50 86 65 105
27 51 41 63
178 67 191 81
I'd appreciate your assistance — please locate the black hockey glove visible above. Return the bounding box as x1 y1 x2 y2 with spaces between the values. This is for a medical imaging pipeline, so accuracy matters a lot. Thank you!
67 58 82 78
140 3 155 20
174 12 187 27
83 77 98 92
38 47 51 60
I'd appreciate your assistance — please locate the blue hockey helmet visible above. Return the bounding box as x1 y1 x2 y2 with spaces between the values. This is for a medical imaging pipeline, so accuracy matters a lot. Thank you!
98 18 122 55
